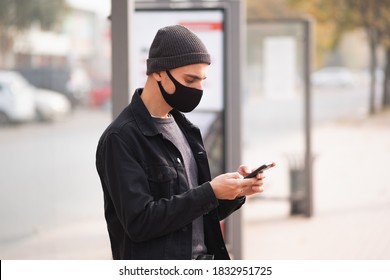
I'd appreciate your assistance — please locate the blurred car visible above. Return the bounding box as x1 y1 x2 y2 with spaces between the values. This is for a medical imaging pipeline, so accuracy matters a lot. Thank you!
34 88 71 121
65 67 91 106
89 81 111 107
0 70 71 125
16 66 91 107
312 66 357 87
0 70 36 125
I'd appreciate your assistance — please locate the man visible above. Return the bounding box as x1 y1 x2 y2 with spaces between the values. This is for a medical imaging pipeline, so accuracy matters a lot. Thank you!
96 25 266 260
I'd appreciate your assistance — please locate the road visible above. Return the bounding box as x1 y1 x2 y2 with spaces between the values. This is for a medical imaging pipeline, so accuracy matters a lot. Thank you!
0 109 111 257
0 85 377 258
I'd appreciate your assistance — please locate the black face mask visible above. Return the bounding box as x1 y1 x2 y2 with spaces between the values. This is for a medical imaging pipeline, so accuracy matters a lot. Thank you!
157 70 203 113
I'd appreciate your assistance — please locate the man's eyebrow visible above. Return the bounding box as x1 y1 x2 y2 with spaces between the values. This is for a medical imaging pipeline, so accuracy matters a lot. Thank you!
184 73 207 80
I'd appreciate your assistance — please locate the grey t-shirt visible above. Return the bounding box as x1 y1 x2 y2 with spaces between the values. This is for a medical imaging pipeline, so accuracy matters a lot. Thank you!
153 115 207 258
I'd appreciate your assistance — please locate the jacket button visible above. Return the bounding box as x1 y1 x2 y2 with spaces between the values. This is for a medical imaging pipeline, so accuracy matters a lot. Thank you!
182 226 188 232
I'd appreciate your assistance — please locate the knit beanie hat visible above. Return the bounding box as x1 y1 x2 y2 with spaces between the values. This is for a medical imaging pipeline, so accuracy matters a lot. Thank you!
146 25 211 75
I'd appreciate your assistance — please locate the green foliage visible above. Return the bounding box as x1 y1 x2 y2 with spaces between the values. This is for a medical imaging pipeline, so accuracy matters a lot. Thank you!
288 0 390 47
0 0 69 67
0 0 68 30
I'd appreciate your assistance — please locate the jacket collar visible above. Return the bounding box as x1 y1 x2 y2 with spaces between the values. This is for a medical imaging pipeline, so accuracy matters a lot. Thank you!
130 88 199 138
130 88 160 137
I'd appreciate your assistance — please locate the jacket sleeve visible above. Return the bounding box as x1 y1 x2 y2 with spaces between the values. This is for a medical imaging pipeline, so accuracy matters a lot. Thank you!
99 132 219 243
217 197 246 221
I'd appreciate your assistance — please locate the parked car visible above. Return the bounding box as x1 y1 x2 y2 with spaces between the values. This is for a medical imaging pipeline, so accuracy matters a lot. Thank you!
0 70 36 125
34 88 71 121
89 81 111 108
312 66 357 87
0 70 71 125
16 66 91 107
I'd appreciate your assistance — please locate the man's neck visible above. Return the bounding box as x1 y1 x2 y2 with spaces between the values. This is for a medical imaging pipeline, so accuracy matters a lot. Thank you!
141 78 172 118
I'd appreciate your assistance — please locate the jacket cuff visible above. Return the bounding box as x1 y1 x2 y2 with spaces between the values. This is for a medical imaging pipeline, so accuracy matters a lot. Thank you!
235 196 246 203
199 181 219 213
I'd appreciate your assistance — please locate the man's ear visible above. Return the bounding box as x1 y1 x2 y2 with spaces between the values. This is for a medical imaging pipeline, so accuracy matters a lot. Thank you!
152 72 162 81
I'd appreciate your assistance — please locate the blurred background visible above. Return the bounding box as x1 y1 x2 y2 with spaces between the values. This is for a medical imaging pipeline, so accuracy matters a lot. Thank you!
0 0 389 259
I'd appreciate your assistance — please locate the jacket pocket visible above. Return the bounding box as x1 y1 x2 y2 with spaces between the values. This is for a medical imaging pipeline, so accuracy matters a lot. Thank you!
146 165 177 200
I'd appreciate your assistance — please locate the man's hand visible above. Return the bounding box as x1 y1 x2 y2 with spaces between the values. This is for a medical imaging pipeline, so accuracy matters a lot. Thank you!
210 166 265 200
237 165 265 196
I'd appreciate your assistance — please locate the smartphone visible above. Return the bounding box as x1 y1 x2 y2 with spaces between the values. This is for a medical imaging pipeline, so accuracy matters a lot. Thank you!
244 162 275 179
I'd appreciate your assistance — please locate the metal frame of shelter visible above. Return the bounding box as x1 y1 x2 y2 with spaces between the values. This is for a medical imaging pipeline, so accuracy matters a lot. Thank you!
247 17 314 218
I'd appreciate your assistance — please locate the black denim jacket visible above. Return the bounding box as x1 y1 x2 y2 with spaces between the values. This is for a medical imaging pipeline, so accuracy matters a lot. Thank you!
96 89 245 259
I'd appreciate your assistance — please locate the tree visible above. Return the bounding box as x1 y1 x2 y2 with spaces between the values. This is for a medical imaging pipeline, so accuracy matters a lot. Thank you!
379 10 390 108
0 0 68 68
288 0 390 114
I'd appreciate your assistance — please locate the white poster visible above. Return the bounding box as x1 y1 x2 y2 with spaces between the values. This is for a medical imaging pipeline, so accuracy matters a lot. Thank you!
131 10 224 111
132 10 224 111
263 36 297 99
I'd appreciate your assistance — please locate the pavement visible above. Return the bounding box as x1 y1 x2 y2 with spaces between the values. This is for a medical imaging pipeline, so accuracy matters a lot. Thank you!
1 107 390 260
242 108 390 259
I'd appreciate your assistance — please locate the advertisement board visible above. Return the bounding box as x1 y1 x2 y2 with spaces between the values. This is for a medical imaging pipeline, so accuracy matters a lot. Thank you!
132 9 224 111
